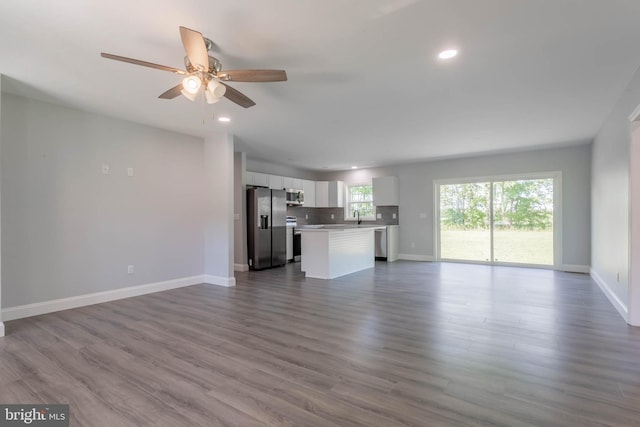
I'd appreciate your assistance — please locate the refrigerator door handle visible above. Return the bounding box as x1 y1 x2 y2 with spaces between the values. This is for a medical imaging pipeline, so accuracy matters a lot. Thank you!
260 215 269 229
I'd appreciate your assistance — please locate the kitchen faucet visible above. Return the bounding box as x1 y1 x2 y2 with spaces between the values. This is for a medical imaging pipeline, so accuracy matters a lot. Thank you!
354 210 361 225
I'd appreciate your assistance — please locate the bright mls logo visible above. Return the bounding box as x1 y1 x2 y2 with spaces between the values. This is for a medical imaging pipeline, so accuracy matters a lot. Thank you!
0 405 68 426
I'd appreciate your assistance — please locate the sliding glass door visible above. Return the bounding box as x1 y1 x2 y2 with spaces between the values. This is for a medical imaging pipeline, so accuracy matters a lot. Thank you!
439 182 491 262
438 175 557 267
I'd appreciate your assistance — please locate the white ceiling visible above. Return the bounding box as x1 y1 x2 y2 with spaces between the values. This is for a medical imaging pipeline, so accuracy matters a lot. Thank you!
1 0 640 171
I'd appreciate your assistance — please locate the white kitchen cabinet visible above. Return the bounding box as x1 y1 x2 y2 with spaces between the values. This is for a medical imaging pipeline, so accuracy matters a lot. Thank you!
315 181 329 207
329 181 344 207
303 179 316 207
282 176 303 190
269 174 283 190
373 176 399 206
246 171 269 187
315 181 344 207
282 176 294 189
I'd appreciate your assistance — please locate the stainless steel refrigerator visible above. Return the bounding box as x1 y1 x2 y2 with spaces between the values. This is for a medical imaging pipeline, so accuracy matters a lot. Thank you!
247 188 287 270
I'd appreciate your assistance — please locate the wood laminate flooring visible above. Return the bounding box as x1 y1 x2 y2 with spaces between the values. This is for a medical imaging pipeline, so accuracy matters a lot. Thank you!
1 261 640 426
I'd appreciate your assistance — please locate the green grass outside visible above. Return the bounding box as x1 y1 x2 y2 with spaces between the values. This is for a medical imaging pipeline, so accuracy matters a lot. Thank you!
440 229 553 265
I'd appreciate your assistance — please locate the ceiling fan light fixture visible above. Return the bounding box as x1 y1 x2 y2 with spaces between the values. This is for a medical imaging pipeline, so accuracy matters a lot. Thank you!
207 80 226 98
182 75 201 94
204 90 221 104
180 88 198 102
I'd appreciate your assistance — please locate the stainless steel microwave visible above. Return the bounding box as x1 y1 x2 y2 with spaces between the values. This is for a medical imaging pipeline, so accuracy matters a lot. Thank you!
285 189 304 206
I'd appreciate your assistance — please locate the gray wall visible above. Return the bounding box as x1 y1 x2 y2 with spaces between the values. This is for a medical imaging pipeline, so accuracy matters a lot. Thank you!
323 145 592 267
591 64 640 318
1 93 208 307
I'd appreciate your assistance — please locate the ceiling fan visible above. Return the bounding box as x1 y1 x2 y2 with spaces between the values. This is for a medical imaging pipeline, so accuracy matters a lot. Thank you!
101 26 287 108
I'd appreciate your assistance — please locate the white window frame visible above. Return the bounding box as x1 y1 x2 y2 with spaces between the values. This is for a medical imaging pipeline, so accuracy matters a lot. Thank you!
344 182 376 221
433 171 562 269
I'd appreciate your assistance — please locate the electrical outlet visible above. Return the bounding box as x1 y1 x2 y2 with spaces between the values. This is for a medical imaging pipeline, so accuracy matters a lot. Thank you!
127 167 134 177
377 213 382 219
127 265 134 275
102 164 110 175
392 213 397 219
331 214 335 219
305 214 308 220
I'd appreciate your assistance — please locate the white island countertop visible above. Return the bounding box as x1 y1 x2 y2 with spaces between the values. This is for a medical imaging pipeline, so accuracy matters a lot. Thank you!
297 224 386 279
296 224 387 231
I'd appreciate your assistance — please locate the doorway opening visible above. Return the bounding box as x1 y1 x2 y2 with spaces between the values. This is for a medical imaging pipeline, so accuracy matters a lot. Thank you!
436 173 560 267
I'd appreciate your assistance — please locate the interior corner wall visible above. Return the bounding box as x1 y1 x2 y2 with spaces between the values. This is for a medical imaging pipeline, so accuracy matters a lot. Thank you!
1 93 207 310
204 133 235 285
591 64 640 324
233 152 248 270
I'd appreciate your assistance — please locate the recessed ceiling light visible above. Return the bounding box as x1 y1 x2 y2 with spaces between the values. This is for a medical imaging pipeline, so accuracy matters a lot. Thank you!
218 116 231 123
438 49 458 60
351 166 358 169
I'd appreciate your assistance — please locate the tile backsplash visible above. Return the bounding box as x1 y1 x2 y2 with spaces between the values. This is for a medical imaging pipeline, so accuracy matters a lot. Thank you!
288 206 399 226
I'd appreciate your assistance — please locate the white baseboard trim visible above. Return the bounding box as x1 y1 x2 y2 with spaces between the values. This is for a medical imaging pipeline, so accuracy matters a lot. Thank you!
591 268 628 322
204 275 236 287
398 254 435 262
1 275 205 322
234 263 249 272
0 322 4 337
561 264 591 274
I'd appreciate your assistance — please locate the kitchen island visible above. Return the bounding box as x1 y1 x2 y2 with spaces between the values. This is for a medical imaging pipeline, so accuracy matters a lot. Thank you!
297 225 386 279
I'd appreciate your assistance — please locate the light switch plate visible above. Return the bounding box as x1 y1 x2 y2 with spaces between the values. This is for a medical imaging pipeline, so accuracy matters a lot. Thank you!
392 213 397 219
377 213 382 219
127 167 134 177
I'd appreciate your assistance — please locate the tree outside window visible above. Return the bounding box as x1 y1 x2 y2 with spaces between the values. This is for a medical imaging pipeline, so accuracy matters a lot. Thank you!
346 184 375 219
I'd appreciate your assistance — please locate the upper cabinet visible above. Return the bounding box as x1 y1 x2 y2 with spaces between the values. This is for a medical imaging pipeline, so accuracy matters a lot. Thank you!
303 180 316 207
373 176 399 206
283 177 303 190
269 174 283 190
246 171 269 187
316 181 344 207
247 171 342 208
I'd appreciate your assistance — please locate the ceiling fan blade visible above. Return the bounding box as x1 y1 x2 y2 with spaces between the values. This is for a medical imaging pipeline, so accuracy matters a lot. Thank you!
179 26 209 72
217 69 287 82
221 83 256 108
158 84 184 99
101 53 186 74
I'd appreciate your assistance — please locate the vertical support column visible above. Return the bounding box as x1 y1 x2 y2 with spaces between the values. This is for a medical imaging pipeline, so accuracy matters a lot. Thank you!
629 120 640 326
203 132 235 286
0 75 4 336
233 152 248 271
